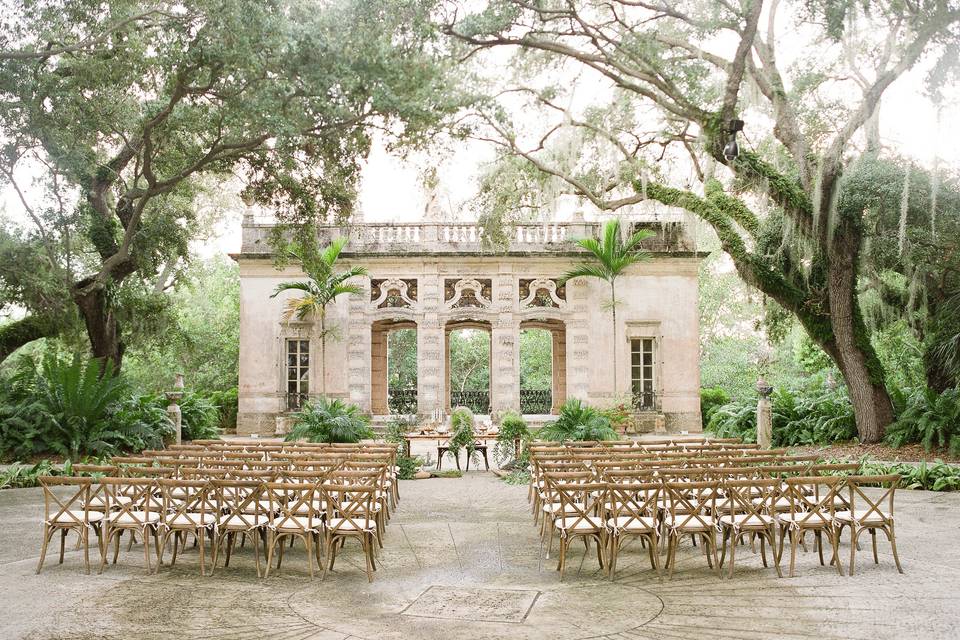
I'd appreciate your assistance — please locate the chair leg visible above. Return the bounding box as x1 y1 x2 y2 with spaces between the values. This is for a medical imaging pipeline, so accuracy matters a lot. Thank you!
816 531 825 566
871 528 879 564
789 528 798 578
59 528 67 565
198 529 206 576
36 525 53 575
887 523 904 574
155 530 170 574
727 531 736 579
305 534 315 579
82 528 91 575
143 528 152 574
265 532 276 578
848 527 859 576
830 529 843 576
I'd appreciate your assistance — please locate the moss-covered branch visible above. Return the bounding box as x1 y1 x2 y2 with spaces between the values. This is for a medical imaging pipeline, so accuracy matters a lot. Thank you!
0 313 62 363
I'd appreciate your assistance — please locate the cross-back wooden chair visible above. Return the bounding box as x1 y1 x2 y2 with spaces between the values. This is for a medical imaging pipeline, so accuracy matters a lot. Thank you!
662 479 720 578
321 483 379 582
717 479 782 579
156 479 217 575
210 479 268 577
835 474 903 575
264 482 323 578
98 477 161 574
775 476 844 577
36 476 105 574
606 480 661 580
548 480 607 581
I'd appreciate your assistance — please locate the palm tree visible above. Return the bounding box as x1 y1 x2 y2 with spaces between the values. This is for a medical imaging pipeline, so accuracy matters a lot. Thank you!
271 237 367 397
561 219 653 393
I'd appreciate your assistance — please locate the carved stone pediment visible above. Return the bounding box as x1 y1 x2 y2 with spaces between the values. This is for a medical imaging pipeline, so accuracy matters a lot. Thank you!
519 278 566 308
370 278 418 309
444 278 492 309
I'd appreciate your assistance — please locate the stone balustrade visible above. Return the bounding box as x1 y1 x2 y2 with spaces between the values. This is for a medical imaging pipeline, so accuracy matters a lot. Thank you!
239 218 696 255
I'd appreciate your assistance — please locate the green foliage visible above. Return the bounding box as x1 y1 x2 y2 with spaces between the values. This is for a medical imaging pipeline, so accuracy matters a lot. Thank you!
449 329 491 392
285 397 373 444
885 388 960 456
599 402 633 433
501 469 532 486
708 381 858 447
447 406 477 463
819 457 960 492
396 455 424 480
122 257 240 394
519 328 553 390
387 328 418 392
383 415 422 479
699 387 731 428
206 387 239 432
0 460 64 490
538 399 618 442
495 411 530 466
177 393 222 441
0 353 171 460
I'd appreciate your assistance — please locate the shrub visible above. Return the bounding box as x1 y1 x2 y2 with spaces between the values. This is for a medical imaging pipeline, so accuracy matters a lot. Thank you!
495 411 530 467
699 386 730 428
285 397 373 443
0 460 66 490
708 381 857 447
207 387 239 431
447 406 477 464
538 399 618 442
599 402 633 433
177 392 221 440
819 457 960 492
0 354 171 459
383 415 422 478
885 387 960 456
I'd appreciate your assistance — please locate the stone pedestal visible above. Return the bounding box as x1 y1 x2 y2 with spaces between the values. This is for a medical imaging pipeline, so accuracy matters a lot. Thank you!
757 397 773 449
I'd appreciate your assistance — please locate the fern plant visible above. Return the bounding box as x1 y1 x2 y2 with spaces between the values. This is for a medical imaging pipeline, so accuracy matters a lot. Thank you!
886 387 960 455
495 411 530 466
285 397 373 443
538 399 618 442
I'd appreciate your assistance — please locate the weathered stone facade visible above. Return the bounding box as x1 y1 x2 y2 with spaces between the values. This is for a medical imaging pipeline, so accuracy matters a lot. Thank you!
234 215 703 435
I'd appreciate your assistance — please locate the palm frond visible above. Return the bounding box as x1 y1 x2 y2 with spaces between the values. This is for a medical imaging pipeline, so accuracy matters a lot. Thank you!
270 281 315 298
560 263 610 284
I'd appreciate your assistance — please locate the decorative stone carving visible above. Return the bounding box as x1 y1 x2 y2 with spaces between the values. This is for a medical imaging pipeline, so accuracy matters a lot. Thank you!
518 278 566 308
444 278 492 308
370 278 418 309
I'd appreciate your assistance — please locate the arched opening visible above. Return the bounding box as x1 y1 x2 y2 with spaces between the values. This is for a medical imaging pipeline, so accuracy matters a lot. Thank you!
371 319 417 415
519 319 566 415
445 320 491 414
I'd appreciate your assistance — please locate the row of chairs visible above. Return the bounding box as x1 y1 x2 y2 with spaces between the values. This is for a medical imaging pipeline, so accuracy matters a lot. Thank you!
526 442 905 580
37 444 399 582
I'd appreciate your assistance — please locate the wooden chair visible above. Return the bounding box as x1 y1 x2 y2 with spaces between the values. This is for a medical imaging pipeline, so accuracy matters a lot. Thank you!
548 480 607 581
662 479 720 578
835 474 904 575
776 476 844 577
156 479 217 575
717 479 782 579
264 482 323 578
98 477 162 574
321 483 379 582
605 480 661 580
36 477 105 574
210 480 268 577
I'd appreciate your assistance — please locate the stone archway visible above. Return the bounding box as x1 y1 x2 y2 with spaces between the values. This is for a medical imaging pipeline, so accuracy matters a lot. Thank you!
370 319 417 415
519 319 566 415
444 319 492 414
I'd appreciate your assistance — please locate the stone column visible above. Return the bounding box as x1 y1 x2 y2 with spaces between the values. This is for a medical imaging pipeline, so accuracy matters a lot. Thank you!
756 378 774 449
347 289 371 412
491 270 519 417
370 326 388 414
417 271 444 420
551 327 567 413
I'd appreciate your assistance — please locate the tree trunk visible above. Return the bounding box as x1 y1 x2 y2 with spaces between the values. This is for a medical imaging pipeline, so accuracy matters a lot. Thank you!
73 284 124 370
319 313 326 398
826 232 895 443
611 280 618 395
0 313 63 363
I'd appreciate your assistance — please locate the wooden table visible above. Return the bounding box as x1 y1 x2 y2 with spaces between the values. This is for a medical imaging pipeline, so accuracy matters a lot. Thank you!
401 433 521 461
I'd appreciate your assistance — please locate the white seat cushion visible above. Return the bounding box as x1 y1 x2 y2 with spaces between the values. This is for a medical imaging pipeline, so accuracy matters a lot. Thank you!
49 510 105 525
218 514 269 529
108 511 161 525
554 517 602 531
292 500 327 515
718 514 774 528
165 513 217 528
607 515 657 531
834 510 891 525
272 516 321 532
663 514 714 531
327 517 376 531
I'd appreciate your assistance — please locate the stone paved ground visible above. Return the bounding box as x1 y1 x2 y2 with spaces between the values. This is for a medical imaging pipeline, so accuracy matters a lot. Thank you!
1 473 958 640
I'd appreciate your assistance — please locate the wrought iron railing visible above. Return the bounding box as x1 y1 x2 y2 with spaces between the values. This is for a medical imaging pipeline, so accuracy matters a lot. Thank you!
286 392 309 411
632 390 658 411
388 388 418 415
520 389 552 414
451 390 490 414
